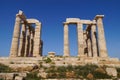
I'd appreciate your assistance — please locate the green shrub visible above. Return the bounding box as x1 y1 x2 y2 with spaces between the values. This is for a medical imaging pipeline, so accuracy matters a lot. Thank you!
0 63 12 72
25 64 114 79
73 64 98 78
44 57 52 63
93 71 111 79
57 66 66 73
67 65 74 71
47 66 66 78
39 61 43 68
24 72 40 80
117 68 120 78
117 67 120 73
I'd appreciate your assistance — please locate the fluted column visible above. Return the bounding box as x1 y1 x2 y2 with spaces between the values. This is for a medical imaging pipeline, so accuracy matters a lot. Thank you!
95 15 108 57
33 22 41 57
87 29 92 57
18 23 26 57
63 23 70 56
77 22 84 57
91 21 98 57
10 15 21 57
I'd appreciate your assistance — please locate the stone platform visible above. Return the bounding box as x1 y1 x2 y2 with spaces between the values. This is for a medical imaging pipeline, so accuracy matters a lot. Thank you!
0 57 120 68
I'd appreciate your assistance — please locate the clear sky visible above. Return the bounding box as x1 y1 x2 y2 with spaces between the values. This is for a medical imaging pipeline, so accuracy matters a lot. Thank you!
0 0 120 58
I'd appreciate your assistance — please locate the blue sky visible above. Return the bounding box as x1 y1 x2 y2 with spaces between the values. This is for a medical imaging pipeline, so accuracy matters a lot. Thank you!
0 0 120 58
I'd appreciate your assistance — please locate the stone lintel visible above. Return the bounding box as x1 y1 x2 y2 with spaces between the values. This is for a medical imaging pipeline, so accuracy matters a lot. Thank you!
94 15 104 20
27 19 40 24
66 18 80 23
65 19 95 25
80 20 93 24
91 20 96 24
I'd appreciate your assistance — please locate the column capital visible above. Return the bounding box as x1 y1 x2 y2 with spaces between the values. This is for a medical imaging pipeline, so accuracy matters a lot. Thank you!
36 22 41 26
15 14 21 22
94 15 104 20
77 21 82 24
91 20 96 25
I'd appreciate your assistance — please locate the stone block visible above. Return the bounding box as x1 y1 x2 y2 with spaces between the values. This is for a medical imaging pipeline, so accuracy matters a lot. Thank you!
106 67 117 77
15 76 24 80
0 73 15 80
48 52 55 57
66 18 80 23
37 72 47 78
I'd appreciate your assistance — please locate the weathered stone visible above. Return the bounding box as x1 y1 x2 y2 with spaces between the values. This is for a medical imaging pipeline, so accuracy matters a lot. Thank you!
95 67 106 74
10 15 21 57
48 52 56 57
87 73 94 79
106 67 117 77
66 71 75 78
63 23 70 56
15 76 24 80
66 18 80 23
0 73 15 80
91 20 98 57
37 72 47 78
18 24 26 57
77 22 84 57
87 29 92 57
95 15 108 57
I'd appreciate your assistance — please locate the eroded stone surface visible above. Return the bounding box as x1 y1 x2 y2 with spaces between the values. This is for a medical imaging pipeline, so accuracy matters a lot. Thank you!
106 67 117 77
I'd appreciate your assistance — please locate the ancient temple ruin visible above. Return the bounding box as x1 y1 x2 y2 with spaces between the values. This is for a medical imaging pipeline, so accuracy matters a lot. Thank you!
10 10 43 57
9 11 108 58
63 15 108 57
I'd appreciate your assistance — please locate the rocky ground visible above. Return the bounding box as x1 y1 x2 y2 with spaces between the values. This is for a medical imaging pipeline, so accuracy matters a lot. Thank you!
0 57 120 80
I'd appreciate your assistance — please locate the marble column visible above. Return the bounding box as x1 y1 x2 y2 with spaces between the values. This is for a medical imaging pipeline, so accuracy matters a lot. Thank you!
10 15 21 57
40 40 43 56
24 26 30 57
91 21 98 57
33 22 41 57
63 23 70 56
83 31 87 56
18 23 26 57
29 29 34 56
77 22 84 57
95 15 108 57
87 29 92 57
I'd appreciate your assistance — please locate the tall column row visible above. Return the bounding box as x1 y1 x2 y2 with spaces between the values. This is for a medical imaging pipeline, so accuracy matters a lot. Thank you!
10 12 42 57
63 15 108 58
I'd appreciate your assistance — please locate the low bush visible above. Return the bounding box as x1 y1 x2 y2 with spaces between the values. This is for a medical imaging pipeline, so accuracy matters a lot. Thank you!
0 63 12 73
117 67 120 78
44 57 52 63
24 72 40 80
